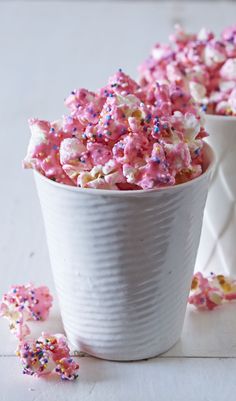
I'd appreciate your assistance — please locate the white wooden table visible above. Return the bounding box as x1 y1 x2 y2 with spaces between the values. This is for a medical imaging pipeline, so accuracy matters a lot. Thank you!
0 1 236 400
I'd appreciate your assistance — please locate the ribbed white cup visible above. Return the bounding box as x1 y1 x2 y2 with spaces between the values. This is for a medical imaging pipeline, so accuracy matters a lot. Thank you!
195 116 236 276
34 143 214 361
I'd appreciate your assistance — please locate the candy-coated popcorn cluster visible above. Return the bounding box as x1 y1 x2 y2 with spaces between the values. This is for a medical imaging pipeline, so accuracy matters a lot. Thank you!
16 333 79 380
24 70 207 189
139 25 236 116
188 272 236 310
0 284 53 340
0 284 79 381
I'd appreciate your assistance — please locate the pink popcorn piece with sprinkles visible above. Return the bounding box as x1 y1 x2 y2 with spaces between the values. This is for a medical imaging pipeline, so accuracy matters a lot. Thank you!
211 273 236 301
0 284 53 340
188 272 236 310
23 119 74 186
24 69 208 190
16 333 79 381
139 24 236 116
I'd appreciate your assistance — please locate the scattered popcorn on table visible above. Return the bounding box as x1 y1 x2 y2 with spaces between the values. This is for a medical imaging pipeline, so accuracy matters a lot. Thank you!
0 284 79 381
0 284 53 340
1 274 235 382
188 272 236 310
16 332 79 380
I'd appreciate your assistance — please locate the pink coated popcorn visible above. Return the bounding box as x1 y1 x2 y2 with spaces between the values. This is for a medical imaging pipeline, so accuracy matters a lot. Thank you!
24 70 207 190
222 25 236 45
188 272 236 310
23 119 74 185
16 333 79 380
0 284 53 340
211 274 236 301
139 25 236 116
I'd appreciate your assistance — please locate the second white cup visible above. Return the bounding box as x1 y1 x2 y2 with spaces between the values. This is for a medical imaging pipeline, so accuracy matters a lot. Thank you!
195 115 236 276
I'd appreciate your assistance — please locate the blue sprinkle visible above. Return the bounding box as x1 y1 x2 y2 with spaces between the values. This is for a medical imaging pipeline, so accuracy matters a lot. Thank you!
106 115 112 120
154 126 160 133
146 113 152 122
52 145 58 150
153 157 161 164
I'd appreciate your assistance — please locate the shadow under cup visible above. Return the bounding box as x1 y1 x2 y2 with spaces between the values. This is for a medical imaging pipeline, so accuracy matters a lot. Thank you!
34 143 214 361
195 115 236 276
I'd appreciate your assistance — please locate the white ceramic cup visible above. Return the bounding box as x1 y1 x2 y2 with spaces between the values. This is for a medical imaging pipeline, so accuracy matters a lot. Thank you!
195 115 236 276
34 143 214 361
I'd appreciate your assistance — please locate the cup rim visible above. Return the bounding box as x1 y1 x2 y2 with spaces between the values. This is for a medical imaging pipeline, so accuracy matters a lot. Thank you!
205 113 236 123
34 142 215 197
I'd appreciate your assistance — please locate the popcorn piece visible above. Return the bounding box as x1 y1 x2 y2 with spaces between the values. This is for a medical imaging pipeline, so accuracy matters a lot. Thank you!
220 58 236 80
23 119 74 185
0 284 53 340
211 274 236 301
16 333 79 380
188 272 236 310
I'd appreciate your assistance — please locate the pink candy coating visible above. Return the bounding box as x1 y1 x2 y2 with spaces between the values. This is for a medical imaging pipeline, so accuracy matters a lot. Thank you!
0 284 53 340
16 332 79 380
188 272 236 310
24 70 207 189
139 25 236 116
